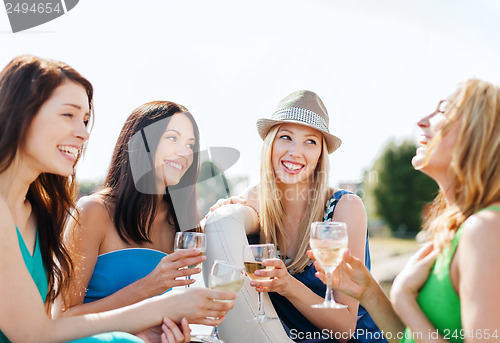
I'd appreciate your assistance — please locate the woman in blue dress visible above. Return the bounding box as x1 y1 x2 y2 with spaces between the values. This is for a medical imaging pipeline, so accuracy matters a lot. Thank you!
0 55 235 343
54 100 208 317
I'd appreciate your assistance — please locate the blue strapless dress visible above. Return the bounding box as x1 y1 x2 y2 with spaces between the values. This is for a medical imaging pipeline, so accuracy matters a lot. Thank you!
84 248 168 303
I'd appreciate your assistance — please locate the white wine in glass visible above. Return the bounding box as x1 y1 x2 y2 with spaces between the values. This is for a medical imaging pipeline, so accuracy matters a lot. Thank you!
310 221 348 309
243 261 275 281
198 260 245 343
243 243 278 323
174 232 206 287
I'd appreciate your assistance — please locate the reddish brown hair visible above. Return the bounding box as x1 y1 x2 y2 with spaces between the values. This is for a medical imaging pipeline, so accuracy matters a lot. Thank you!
0 55 94 309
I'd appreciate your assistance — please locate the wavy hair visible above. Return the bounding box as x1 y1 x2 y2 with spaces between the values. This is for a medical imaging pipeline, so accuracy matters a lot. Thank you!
101 101 200 244
0 55 93 309
259 125 329 273
422 79 500 247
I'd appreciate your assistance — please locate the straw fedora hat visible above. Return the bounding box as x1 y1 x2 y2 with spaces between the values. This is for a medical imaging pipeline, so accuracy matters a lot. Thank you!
256 90 342 154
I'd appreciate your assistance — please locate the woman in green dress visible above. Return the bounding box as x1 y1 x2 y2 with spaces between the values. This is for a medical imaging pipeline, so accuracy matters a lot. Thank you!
311 79 500 343
0 55 236 343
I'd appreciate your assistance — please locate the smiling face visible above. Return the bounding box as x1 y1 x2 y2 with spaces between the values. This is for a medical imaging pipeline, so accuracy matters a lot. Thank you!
412 98 461 182
271 123 323 186
22 81 90 177
154 112 195 187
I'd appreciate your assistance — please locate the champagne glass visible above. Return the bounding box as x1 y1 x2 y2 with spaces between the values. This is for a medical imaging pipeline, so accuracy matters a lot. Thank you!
198 260 245 343
243 243 278 323
309 221 348 309
174 232 206 287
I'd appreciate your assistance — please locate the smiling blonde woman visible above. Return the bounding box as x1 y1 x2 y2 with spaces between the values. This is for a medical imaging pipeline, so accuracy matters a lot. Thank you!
207 90 384 343
313 79 500 343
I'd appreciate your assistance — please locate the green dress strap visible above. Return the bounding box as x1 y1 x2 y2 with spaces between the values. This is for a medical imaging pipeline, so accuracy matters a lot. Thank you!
480 205 500 212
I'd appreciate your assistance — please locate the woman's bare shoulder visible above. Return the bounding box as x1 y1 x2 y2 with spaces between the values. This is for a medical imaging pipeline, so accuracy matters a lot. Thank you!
330 188 363 206
77 193 110 215
460 205 500 245
70 193 113 242
332 189 366 226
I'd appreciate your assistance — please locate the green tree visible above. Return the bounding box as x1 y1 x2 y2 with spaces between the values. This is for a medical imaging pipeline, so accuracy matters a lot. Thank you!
196 161 248 217
365 140 438 237
77 180 101 197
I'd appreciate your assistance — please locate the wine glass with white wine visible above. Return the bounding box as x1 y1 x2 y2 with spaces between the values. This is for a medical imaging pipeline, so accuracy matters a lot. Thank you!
309 221 348 309
243 243 278 323
197 260 245 343
174 232 206 287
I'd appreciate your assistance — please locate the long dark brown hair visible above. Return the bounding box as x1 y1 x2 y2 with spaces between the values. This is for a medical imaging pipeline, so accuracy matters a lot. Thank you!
0 55 94 308
101 101 200 244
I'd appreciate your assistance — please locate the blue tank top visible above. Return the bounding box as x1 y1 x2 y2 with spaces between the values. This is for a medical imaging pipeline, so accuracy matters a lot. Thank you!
268 190 387 343
84 248 168 303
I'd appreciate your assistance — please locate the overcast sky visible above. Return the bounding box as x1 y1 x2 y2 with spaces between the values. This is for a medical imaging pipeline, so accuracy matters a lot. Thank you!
2 0 500 190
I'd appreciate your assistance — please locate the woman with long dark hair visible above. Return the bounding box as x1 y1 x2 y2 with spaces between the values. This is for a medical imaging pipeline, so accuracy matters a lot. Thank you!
55 101 208 316
0 55 235 343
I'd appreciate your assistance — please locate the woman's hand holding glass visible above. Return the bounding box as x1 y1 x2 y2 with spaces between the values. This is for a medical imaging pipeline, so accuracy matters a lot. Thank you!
140 249 206 294
174 232 207 287
309 221 349 309
198 260 245 343
309 241 438 310
243 243 279 323
163 287 236 326
249 258 294 296
308 248 375 304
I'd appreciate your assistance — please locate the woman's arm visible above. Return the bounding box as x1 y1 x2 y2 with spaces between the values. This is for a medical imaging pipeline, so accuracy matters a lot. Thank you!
54 196 204 317
201 185 260 235
311 248 405 343
0 196 236 343
455 209 500 343
1 248 234 343
44 289 236 343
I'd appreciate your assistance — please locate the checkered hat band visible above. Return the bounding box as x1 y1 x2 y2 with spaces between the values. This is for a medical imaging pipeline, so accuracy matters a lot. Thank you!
272 107 329 133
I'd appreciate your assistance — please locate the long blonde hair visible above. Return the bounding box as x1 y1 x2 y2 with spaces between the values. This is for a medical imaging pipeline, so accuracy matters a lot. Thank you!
259 125 330 273
423 79 500 247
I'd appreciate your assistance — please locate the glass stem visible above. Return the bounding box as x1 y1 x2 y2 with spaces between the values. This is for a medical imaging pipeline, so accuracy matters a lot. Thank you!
210 326 217 338
257 291 265 317
324 269 334 304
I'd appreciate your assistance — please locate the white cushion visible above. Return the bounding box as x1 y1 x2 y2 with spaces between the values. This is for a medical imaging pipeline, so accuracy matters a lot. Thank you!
203 204 294 343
